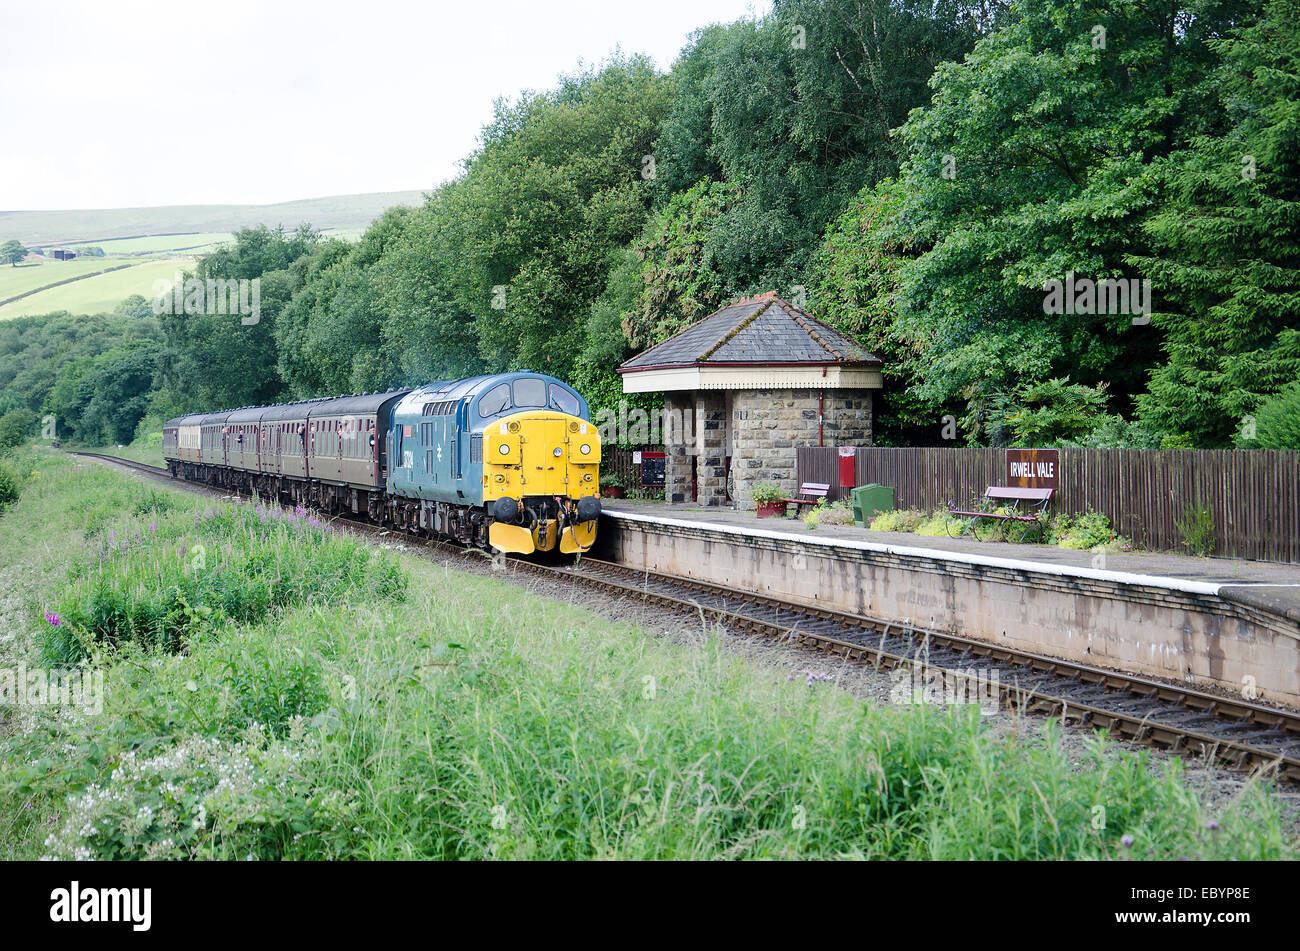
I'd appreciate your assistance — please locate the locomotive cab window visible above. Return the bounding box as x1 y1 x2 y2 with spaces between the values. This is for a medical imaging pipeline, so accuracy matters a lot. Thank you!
513 378 546 408
548 384 579 416
478 383 511 417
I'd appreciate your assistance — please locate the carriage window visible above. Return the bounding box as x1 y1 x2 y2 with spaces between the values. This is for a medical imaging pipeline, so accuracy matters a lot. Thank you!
548 384 579 416
513 378 546 408
478 383 511 417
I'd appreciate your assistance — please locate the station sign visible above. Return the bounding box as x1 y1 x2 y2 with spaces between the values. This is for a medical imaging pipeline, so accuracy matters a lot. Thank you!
1006 448 1059 489
639 450 666 487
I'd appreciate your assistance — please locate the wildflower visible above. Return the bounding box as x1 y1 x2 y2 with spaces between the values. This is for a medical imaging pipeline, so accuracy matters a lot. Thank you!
1121 834 1134 848
1207 821 1219 831
44 610 61 627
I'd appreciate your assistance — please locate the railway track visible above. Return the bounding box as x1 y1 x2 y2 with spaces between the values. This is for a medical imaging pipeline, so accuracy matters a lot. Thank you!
76 450 1300 784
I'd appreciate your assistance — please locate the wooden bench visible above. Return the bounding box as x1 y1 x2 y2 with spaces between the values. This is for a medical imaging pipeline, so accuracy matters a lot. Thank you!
779 482 830 512
947 486 1054 541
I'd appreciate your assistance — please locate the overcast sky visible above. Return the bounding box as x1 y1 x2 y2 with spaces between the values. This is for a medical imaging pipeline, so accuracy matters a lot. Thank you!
1 0 766 210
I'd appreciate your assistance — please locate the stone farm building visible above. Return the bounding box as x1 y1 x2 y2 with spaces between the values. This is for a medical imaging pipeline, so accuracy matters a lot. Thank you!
618 292 882 507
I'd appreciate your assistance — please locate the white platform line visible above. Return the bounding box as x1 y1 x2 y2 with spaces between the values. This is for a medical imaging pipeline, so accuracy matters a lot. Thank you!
605 510 1227 596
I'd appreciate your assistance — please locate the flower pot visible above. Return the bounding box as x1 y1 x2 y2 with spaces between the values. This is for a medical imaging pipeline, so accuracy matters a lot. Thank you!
755 500 787 518
602 486 625 499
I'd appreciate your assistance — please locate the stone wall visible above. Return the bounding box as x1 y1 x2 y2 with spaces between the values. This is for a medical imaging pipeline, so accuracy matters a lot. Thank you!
694 391 728 507
732 388 873 508
662 387 873 506
597 513 1300 707
823 392 873 445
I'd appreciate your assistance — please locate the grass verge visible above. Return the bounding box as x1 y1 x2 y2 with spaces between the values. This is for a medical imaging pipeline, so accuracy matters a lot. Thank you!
0 447 1294 860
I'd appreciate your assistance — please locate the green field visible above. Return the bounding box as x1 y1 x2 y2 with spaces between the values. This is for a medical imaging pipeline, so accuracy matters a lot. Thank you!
0 257 193 318
58 228 363 257
60 232 236 256
0 258 138 302
0 226 367 319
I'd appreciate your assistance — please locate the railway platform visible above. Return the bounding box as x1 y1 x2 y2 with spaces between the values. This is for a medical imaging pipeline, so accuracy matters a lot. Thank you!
596 502 1300 707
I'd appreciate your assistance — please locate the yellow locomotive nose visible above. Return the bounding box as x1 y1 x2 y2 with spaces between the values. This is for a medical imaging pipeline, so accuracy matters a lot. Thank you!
483 411 600 554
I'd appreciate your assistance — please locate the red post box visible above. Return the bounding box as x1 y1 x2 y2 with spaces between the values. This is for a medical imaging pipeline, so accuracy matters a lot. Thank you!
838 445 856 491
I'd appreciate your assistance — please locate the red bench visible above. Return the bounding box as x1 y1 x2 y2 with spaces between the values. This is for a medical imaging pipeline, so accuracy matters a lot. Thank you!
947 486 1054 541
779 482 830 512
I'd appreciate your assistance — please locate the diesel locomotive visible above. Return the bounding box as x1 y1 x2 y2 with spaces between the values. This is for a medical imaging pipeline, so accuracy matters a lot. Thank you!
162 372 601 555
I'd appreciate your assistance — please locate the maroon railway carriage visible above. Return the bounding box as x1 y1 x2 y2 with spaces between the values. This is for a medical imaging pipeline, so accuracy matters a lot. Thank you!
301 391 408 517
163 390 409 518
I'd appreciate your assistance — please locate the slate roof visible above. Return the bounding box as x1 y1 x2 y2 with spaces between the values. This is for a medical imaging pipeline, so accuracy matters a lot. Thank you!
619 292 879 371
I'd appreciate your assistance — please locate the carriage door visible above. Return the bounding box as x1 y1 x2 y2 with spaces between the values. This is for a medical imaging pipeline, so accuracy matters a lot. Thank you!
330 413 340 478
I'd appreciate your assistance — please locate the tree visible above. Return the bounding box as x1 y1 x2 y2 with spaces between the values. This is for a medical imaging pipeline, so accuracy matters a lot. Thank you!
0 312 162 420
629 179 739 349
155 225 318 411
882 0 1242 435
810 178 933 443
1133 0 1300 446
45 342 162 444
115 295 153 319
380 56 669 383
0 240 26 267
650 1 982 290
0 407 37 449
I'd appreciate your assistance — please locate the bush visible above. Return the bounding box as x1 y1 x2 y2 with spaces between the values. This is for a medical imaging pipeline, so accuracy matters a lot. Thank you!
1054 510 1117 550
132 489 175 517
1239 386 1300 449
1069 415 1163 449
0 408 37 450
815 499 855 526
39 732 316 861
916 510 967 536
1176 502 1215 556
868 508 925 532
0 462 20 511
750 482 785 505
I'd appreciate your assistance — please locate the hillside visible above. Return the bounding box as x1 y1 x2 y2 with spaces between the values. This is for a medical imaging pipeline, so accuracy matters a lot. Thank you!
0 190 426 246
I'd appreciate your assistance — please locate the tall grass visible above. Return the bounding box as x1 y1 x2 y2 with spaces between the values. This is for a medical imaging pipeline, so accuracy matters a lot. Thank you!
1 448 1295 860
45 502 405 662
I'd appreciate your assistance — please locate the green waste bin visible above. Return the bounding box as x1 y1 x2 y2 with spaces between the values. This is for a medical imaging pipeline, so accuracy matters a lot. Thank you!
852 484 896 527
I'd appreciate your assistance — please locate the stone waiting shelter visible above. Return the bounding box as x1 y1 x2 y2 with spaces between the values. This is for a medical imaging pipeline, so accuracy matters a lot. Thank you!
618 292 882 507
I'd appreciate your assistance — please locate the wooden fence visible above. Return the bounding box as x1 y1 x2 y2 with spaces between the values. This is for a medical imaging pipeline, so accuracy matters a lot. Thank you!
796 447 1300 564
605 448 665 500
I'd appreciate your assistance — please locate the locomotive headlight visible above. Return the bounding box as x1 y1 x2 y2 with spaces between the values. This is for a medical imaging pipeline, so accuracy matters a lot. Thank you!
498 444 510 456
553 447 563 457
580 444 591 455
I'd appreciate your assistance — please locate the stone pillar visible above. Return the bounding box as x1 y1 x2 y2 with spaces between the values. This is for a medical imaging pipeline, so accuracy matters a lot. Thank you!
694 390 728 506
663 391 695 503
